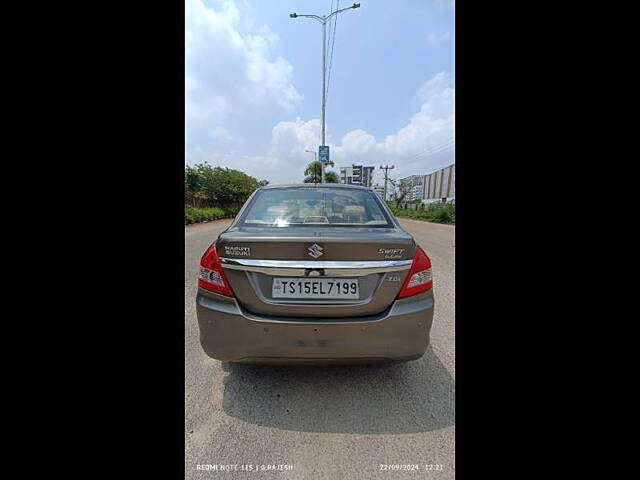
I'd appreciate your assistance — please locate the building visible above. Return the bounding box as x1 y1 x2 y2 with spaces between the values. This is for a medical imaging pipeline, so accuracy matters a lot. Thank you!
422 163 455 203
398 175 424 200
372 184 385 198
410 184 423 201
397 163 455 203
339 164 375 187
361 166 374 187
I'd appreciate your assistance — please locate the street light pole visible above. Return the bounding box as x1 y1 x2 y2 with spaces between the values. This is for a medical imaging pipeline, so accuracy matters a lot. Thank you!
290 3 361 184
322 19 326 163
305 149 317 162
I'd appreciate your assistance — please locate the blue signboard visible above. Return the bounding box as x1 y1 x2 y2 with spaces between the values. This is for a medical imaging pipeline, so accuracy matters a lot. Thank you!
318 145 330 164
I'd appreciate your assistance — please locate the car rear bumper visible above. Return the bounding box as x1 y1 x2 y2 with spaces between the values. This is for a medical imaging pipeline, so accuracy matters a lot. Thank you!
195 289 434 365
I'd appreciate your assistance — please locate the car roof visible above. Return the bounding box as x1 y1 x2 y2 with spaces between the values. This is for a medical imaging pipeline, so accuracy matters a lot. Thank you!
259 183 372 191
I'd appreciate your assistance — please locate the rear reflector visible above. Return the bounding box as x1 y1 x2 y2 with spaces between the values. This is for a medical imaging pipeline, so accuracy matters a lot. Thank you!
397 246 433 298
198 244 234 297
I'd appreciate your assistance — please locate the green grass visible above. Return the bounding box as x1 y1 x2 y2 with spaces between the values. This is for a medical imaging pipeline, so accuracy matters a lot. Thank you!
390 202 455 224
186 204 454 225
185 207 238 225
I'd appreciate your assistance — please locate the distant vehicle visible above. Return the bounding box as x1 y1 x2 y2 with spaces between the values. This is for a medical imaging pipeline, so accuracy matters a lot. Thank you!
196 183 434 365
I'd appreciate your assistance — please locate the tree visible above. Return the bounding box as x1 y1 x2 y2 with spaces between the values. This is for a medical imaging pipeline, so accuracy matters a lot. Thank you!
325 171 339 183
185 164 206 206
184 162 268 208
303 160 339 183
390 179 410 206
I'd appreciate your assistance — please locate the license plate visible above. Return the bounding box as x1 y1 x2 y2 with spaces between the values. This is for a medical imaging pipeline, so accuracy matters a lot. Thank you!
272 278 359 299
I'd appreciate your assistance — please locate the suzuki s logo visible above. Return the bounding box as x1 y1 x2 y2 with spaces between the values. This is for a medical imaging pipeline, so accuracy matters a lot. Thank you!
307 243 324 259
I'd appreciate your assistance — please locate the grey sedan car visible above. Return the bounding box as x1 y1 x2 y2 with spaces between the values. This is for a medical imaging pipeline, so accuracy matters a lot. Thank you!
196 184 434 365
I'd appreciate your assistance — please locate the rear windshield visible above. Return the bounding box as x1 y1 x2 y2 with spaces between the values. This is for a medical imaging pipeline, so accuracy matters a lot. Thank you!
238 188 393 227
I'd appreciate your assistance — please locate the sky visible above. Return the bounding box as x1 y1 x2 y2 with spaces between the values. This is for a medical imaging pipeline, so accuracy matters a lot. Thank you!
186 0 455 187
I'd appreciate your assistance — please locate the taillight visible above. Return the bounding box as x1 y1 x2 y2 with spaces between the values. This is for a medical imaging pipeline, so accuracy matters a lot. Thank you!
397 246 433 298
198 244 234 297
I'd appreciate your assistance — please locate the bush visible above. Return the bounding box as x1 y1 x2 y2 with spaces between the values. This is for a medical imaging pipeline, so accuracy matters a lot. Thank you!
185 163 268 209
390 202 455 224
185 207 235 225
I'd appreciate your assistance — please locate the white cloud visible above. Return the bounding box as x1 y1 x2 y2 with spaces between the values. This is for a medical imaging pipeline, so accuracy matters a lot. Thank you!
205 72 454 185
330 72 455 181
340 130 377 156
187 148 289 184
188 70 453 186
269 118 321 158
185 1 453 187
185 0 302 128
425 31 450 46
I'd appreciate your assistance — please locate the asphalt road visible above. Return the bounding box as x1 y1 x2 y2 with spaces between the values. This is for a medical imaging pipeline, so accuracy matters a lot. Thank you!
185 218 455 479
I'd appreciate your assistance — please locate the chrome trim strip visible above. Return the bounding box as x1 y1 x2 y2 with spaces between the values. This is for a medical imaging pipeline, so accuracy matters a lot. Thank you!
220 258 412 269
220 258 412 277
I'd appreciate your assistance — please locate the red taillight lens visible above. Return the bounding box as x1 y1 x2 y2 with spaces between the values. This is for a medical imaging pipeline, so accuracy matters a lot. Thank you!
397 246 433 299
198 244 234 297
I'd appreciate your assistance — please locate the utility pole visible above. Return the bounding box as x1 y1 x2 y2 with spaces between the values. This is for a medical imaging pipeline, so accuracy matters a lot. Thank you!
290 3 361 183
379 165 394 201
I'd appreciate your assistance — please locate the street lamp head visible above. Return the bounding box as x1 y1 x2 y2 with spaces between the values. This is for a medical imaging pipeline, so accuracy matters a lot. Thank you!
289 13 297 18
352 3 360 8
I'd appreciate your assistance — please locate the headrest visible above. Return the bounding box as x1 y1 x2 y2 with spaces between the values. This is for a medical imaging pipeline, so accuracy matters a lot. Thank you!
267 205 289 215
343 205 365 215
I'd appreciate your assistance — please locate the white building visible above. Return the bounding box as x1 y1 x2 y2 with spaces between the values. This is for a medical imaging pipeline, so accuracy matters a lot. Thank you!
397 163 455 204
372 184 386 199
398 175 423 200
422 163 455 203
340 165 375 187
410 184 423 201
